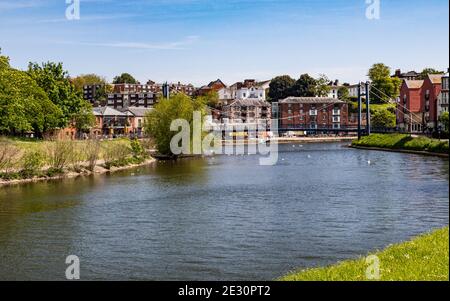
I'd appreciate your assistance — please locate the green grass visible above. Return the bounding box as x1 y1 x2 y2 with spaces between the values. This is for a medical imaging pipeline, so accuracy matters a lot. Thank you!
352 134 449 154
280 227 449 281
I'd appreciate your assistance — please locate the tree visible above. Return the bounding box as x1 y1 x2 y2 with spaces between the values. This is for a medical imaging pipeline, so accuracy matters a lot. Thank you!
417 68 443 80
71 74 107 92
145 94 206 155
268 75 295 101
27 62 93 128
291 74 317 97
371 109 396 128
113 73 137 84
73 105 95 138
439 112 449 133
196 90 219 108
338 86 350 102
0 63 62 136
368 63 401 103
314 74 331 97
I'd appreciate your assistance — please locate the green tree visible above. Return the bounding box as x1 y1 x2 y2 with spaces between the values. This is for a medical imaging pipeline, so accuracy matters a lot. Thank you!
268 75 295 101
145 94 206 155
368 63 401 103
196 90 219 108
439 112 449 133
113 73 137 84
73 106 95 138
338 86 350 102
417 68 443 80
71 74 107 92
27 62 93 128
291 74 316 97
314 74 331 97
0 63 62 136
371 109 396 128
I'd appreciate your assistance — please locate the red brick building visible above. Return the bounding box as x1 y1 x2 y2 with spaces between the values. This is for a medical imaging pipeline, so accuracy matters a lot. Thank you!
197 79 226 96
398 80 424 132
279 97 349 130
422 74 443 129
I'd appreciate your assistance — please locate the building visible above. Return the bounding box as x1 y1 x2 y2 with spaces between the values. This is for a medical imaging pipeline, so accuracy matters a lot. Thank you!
197 79 227 96
421 74 443 130
437 71 449 125
92 107 130 137
397 80 424 132
218 79 270 106
222 99 271 128
347 83 367 99
278 97 348 130
327 80 343 99
125 107 153 137
83 84 158 109
392 69 419 81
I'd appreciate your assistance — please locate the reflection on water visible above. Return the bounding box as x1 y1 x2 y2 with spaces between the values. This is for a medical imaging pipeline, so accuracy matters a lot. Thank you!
0 143 448 280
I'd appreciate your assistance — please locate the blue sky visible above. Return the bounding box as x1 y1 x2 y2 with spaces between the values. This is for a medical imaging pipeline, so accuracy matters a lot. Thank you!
0 0 449 86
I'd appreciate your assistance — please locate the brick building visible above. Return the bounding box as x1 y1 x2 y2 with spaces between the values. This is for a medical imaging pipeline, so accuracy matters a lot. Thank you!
278 97 348 130
222 99 271 128
422 74 443 130
398 80 424 132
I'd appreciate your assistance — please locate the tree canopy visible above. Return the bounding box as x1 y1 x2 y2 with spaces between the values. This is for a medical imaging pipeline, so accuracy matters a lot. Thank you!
417 68 444 80
113 73 138 84
268 75 295 101
290 74 317 97
27 62 93 128
71 74 107 92
368 63 401 103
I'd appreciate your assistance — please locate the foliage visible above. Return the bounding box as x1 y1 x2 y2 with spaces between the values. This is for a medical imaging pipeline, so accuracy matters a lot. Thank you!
73 106 95 135
130 138 146 159
268 75 295 101
371 109 396 128
0 138 19 173
113 73 137 84
368 63 401 102
417 68 444 80
20 150 45 178
145 93 206 155
281 227 449 281
314 74 331 97
71 74 107 92
84 139 101 172
46 140 74 171
196 90 219 108
0 63 62 136
352 134 449 154
439 112 449 132
27 61 92 128
102 142 132 169
338 86 350 102
290 73 317 97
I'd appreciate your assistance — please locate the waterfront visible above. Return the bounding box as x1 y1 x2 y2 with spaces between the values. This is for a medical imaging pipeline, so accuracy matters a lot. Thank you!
0 143 448 280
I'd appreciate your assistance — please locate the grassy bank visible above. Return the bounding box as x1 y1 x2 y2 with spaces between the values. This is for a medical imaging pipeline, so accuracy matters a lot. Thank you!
281 227 449 281
352 134 449 154
1 137 153 183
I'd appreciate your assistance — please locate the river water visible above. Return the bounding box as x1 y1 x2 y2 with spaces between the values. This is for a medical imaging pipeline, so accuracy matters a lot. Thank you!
0 143 448 280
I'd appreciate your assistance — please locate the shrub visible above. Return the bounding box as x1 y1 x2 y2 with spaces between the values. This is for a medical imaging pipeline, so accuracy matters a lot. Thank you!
20 150 45 178
0 139 19 173
102 142 131 169
130 138 146 159
85 139 101 172
46 140 74 171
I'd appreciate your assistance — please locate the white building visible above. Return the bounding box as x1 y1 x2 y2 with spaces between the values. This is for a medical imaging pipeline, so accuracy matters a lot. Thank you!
218 79 270 106
347 83 367 98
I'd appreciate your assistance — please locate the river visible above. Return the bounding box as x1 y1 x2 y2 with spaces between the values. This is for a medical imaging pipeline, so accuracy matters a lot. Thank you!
0 143 448 280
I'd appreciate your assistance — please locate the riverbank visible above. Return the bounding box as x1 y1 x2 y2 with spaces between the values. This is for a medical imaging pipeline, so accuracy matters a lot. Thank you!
280 227 449 281
351 134 449 156
0 158 156 187
222 136 357 146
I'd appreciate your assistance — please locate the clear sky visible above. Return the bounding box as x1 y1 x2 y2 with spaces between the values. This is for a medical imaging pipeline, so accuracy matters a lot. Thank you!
0 0 449 86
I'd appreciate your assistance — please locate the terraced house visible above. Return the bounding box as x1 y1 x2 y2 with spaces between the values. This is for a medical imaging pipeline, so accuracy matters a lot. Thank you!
279 97 349 130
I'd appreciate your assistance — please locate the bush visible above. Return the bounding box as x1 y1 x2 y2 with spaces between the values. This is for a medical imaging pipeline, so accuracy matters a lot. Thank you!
85 139 101 172
102 142 132 169
0 138 19 173
130 138 146 159
46 140 74 171
20 150 45 178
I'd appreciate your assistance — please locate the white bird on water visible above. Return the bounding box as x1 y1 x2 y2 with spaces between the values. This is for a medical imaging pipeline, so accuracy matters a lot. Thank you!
368 160 371 165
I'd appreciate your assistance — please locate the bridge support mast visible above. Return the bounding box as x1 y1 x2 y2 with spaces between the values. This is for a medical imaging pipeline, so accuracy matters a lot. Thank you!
365 81 371 136
357 83 362 140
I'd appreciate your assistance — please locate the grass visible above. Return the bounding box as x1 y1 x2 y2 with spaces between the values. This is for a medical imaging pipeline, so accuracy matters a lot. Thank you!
280 227 449 281
352 134 449 154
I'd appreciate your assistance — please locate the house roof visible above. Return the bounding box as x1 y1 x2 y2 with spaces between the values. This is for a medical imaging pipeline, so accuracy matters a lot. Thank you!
93 107 127 117
428 74 444 84
227 99 270 107
126 107 153 117
404 80 424 89
279 97 344 104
